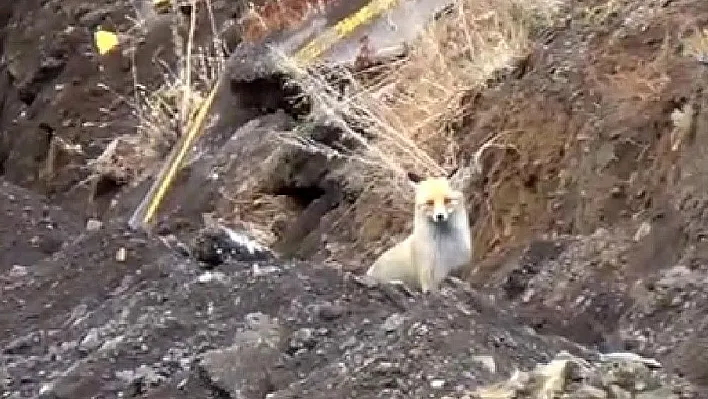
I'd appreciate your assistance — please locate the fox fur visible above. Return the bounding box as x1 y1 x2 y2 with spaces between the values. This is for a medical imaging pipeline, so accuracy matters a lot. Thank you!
366 169 472 292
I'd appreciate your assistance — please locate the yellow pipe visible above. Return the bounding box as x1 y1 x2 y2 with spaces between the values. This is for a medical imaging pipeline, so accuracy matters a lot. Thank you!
294 0 400 62
142 83 220 225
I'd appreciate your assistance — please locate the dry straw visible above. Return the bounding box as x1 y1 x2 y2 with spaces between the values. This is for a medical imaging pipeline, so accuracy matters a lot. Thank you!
88 0 227 187
276 0 560 193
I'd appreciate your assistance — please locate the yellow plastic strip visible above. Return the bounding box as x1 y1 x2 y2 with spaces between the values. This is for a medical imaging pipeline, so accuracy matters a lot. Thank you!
293 0 400 62
129 0 400 230
128 78 222 230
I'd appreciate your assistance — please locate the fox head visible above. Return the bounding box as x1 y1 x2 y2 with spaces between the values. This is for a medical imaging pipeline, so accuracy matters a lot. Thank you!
407 169 466 224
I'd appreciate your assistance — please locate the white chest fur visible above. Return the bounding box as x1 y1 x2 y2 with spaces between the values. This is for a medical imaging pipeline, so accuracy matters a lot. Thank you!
413 211 472 281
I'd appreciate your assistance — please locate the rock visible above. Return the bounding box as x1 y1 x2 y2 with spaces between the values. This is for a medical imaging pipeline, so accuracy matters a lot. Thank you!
381 313 406 333
473 351 681 399
9 264 28 278
192 225 272 268
197 271 227 284
115 247 127 262
574 385 609 398
598 352 662 369
198 313 284 398
3 332 40 355
430 379 445 389
599 355 659 392
636 387 679 399
287 328 316 354
78 328 101 353
115 365 166 396
252 264 281 277
0 366 12 389
471 355 496 374
312 302 345 321
609 384 632 399
37 374 105 399
352 274 380 288
633 221 652 242
85 219 103 231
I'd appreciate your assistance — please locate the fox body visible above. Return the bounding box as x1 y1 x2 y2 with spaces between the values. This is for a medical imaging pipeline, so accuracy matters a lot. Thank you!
366 172 472 292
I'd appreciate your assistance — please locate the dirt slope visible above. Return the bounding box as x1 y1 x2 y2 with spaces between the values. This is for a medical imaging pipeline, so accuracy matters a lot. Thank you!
0 177 595 398
452 0 708 389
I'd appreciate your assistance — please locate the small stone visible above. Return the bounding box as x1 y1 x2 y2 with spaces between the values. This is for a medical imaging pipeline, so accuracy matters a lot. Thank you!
430 379 445 389
0 366 12 388
636 387 679 399
197 271 226 284
610 186 624 197
314 303 345 321
115 247 127 262
61 340 78 351
609 384 632 399
86 219 103 231
288 328 316 352
252 264 280 276
574 385 608 398
472 355 496 373
340 336 357 350
381 313 405 333
79 329 101 353
352 274 379 288
9 265 28 278
175 242 191 257
633 222 651 242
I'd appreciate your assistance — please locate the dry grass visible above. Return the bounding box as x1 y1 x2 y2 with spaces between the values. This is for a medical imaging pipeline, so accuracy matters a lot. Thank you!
276 0 561 196
81 0 563 257
84 0 560 193
86 0 227 187
681 26 708 63
264 0 562 262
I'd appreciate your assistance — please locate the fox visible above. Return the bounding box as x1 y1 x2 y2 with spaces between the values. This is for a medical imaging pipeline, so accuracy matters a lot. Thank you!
366 169 473 293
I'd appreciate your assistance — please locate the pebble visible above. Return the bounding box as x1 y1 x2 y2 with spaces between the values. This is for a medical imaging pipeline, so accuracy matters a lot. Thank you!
86 219 103 231
9 265 28 278
79 329 101 353
381 313 406 333
115 247 127 262
472 355 497 374
430 379 445 389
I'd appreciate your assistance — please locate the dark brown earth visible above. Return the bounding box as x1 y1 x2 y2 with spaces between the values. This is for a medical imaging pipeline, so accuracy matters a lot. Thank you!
3 0 708 397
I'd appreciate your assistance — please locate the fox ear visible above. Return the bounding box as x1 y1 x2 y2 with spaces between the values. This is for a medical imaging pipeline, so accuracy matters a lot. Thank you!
447 165 471 191
407 172 424 185
446 167 459 179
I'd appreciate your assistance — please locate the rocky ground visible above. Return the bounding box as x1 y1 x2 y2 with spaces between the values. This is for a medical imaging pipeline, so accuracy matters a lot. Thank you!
3 0 708 398
0 179 697 398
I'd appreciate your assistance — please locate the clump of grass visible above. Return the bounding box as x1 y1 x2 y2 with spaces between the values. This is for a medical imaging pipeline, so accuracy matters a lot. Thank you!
277 0 561 194
681 26 708 63
87 0 227 187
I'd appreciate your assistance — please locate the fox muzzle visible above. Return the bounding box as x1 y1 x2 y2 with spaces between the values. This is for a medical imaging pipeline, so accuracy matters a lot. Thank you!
433 208 448 222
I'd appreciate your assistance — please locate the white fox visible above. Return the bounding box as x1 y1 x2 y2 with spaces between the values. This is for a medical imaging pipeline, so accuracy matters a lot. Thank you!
366 170 472 292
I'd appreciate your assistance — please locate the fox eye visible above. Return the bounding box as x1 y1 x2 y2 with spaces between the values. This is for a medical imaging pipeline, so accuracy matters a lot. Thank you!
425 199 435 207
443 197 452 205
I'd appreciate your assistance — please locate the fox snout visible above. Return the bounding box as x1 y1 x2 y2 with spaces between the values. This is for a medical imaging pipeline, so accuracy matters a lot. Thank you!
432 208 448 223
